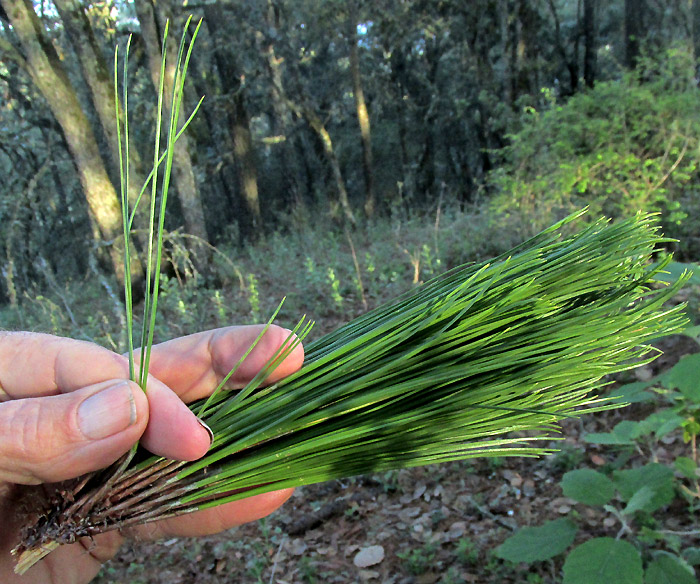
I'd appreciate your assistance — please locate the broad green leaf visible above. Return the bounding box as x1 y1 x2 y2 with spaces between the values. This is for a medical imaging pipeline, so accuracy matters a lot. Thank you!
585 420 641 445
562 538 642 584
608 381 656 404
681 325 700 342
674 456 698 480
622 485 656 516
561 469 615 506
636 410 683 439
652 262 700 285
663 353 700 401
613 464 674 514
645 553 696 584
682 548 700 566
494 518 577 563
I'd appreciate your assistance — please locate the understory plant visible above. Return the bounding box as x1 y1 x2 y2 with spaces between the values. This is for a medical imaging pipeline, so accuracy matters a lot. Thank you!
494 344 700 584
12 19 692 574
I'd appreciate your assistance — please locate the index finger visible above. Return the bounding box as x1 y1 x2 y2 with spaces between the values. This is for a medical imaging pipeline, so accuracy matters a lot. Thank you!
143 325 305 403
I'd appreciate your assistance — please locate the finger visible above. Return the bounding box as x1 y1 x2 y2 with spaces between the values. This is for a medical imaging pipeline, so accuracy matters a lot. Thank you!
0 379 147 484
0 332 210 462
126 489 295 540
144 325 305 403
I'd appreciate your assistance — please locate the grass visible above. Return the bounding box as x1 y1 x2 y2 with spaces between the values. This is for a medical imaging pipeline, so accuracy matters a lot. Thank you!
0 203 510 347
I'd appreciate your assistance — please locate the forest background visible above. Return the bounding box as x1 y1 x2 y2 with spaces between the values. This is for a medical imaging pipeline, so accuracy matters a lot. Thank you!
1 0 700 583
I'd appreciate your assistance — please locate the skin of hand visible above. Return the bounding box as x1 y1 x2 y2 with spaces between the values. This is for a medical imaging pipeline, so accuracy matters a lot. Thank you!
0 325 304 584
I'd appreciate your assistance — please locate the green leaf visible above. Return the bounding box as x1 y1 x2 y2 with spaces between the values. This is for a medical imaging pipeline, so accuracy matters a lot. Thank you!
562 538 642 584
585 420 641 445
652 262 700 286
682 548 700 566
622 485 656 516
608 381 656 404
681 325 700 342
645 553 696 584
494 518 577 563
613 464 674 514
637 410 683 439
561 469 615 506
674 457 698 480
664 353 700 401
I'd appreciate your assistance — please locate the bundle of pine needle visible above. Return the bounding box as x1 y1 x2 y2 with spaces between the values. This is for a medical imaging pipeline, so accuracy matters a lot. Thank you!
12 19 691 574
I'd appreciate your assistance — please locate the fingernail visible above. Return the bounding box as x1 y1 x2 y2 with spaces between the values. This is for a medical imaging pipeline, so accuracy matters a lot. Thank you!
197 417 214 447
78 381 137 440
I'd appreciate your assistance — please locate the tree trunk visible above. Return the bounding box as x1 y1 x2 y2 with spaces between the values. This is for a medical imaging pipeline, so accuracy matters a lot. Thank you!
0 0 142 290
134 0 210 270
203 3 262 239
51 0 151 245
625 0 644 69
259 0 304 208
546 0 579 94
583 0 597 88
231 92 261 232
280 92 356 226
348 1 376 217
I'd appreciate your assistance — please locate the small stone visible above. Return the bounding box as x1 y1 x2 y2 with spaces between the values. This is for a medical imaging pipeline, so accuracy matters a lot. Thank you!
289 538 307 556
354 545 385 568
635 366 653 381
590 454 606 466
448 521 467 539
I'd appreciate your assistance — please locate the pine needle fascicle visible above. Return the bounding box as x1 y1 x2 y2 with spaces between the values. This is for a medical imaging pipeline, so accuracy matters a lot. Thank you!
12 19 691 574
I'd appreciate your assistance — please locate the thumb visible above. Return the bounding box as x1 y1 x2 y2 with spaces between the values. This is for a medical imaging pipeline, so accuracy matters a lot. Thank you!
0 380 148 485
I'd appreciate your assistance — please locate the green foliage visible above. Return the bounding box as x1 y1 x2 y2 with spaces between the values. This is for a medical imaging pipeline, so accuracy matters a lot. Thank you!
397 542 437 575
494 518 577 563
454 537 479 566
246 273 261 320
645 554 697 584
562 538 643 584
561 469 615 506
489 46 700 249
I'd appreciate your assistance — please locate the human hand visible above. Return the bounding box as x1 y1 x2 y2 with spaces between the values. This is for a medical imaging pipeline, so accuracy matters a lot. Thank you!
0 326 303 584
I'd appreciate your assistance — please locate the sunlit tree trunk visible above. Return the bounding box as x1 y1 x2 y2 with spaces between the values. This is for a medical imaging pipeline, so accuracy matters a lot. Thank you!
0 0 142 290
51 0 151 244
348 1 376 217
281 92 356 225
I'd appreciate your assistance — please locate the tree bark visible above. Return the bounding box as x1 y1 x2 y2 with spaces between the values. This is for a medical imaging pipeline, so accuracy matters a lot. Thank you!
259 0 304 208
281 92 356 226
203 2 262 239
134 0 210 270
51 0 151 244
583 0 597 88
546 0 579 94
348 1 376 217
0 0 142 290
625 0 644 69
